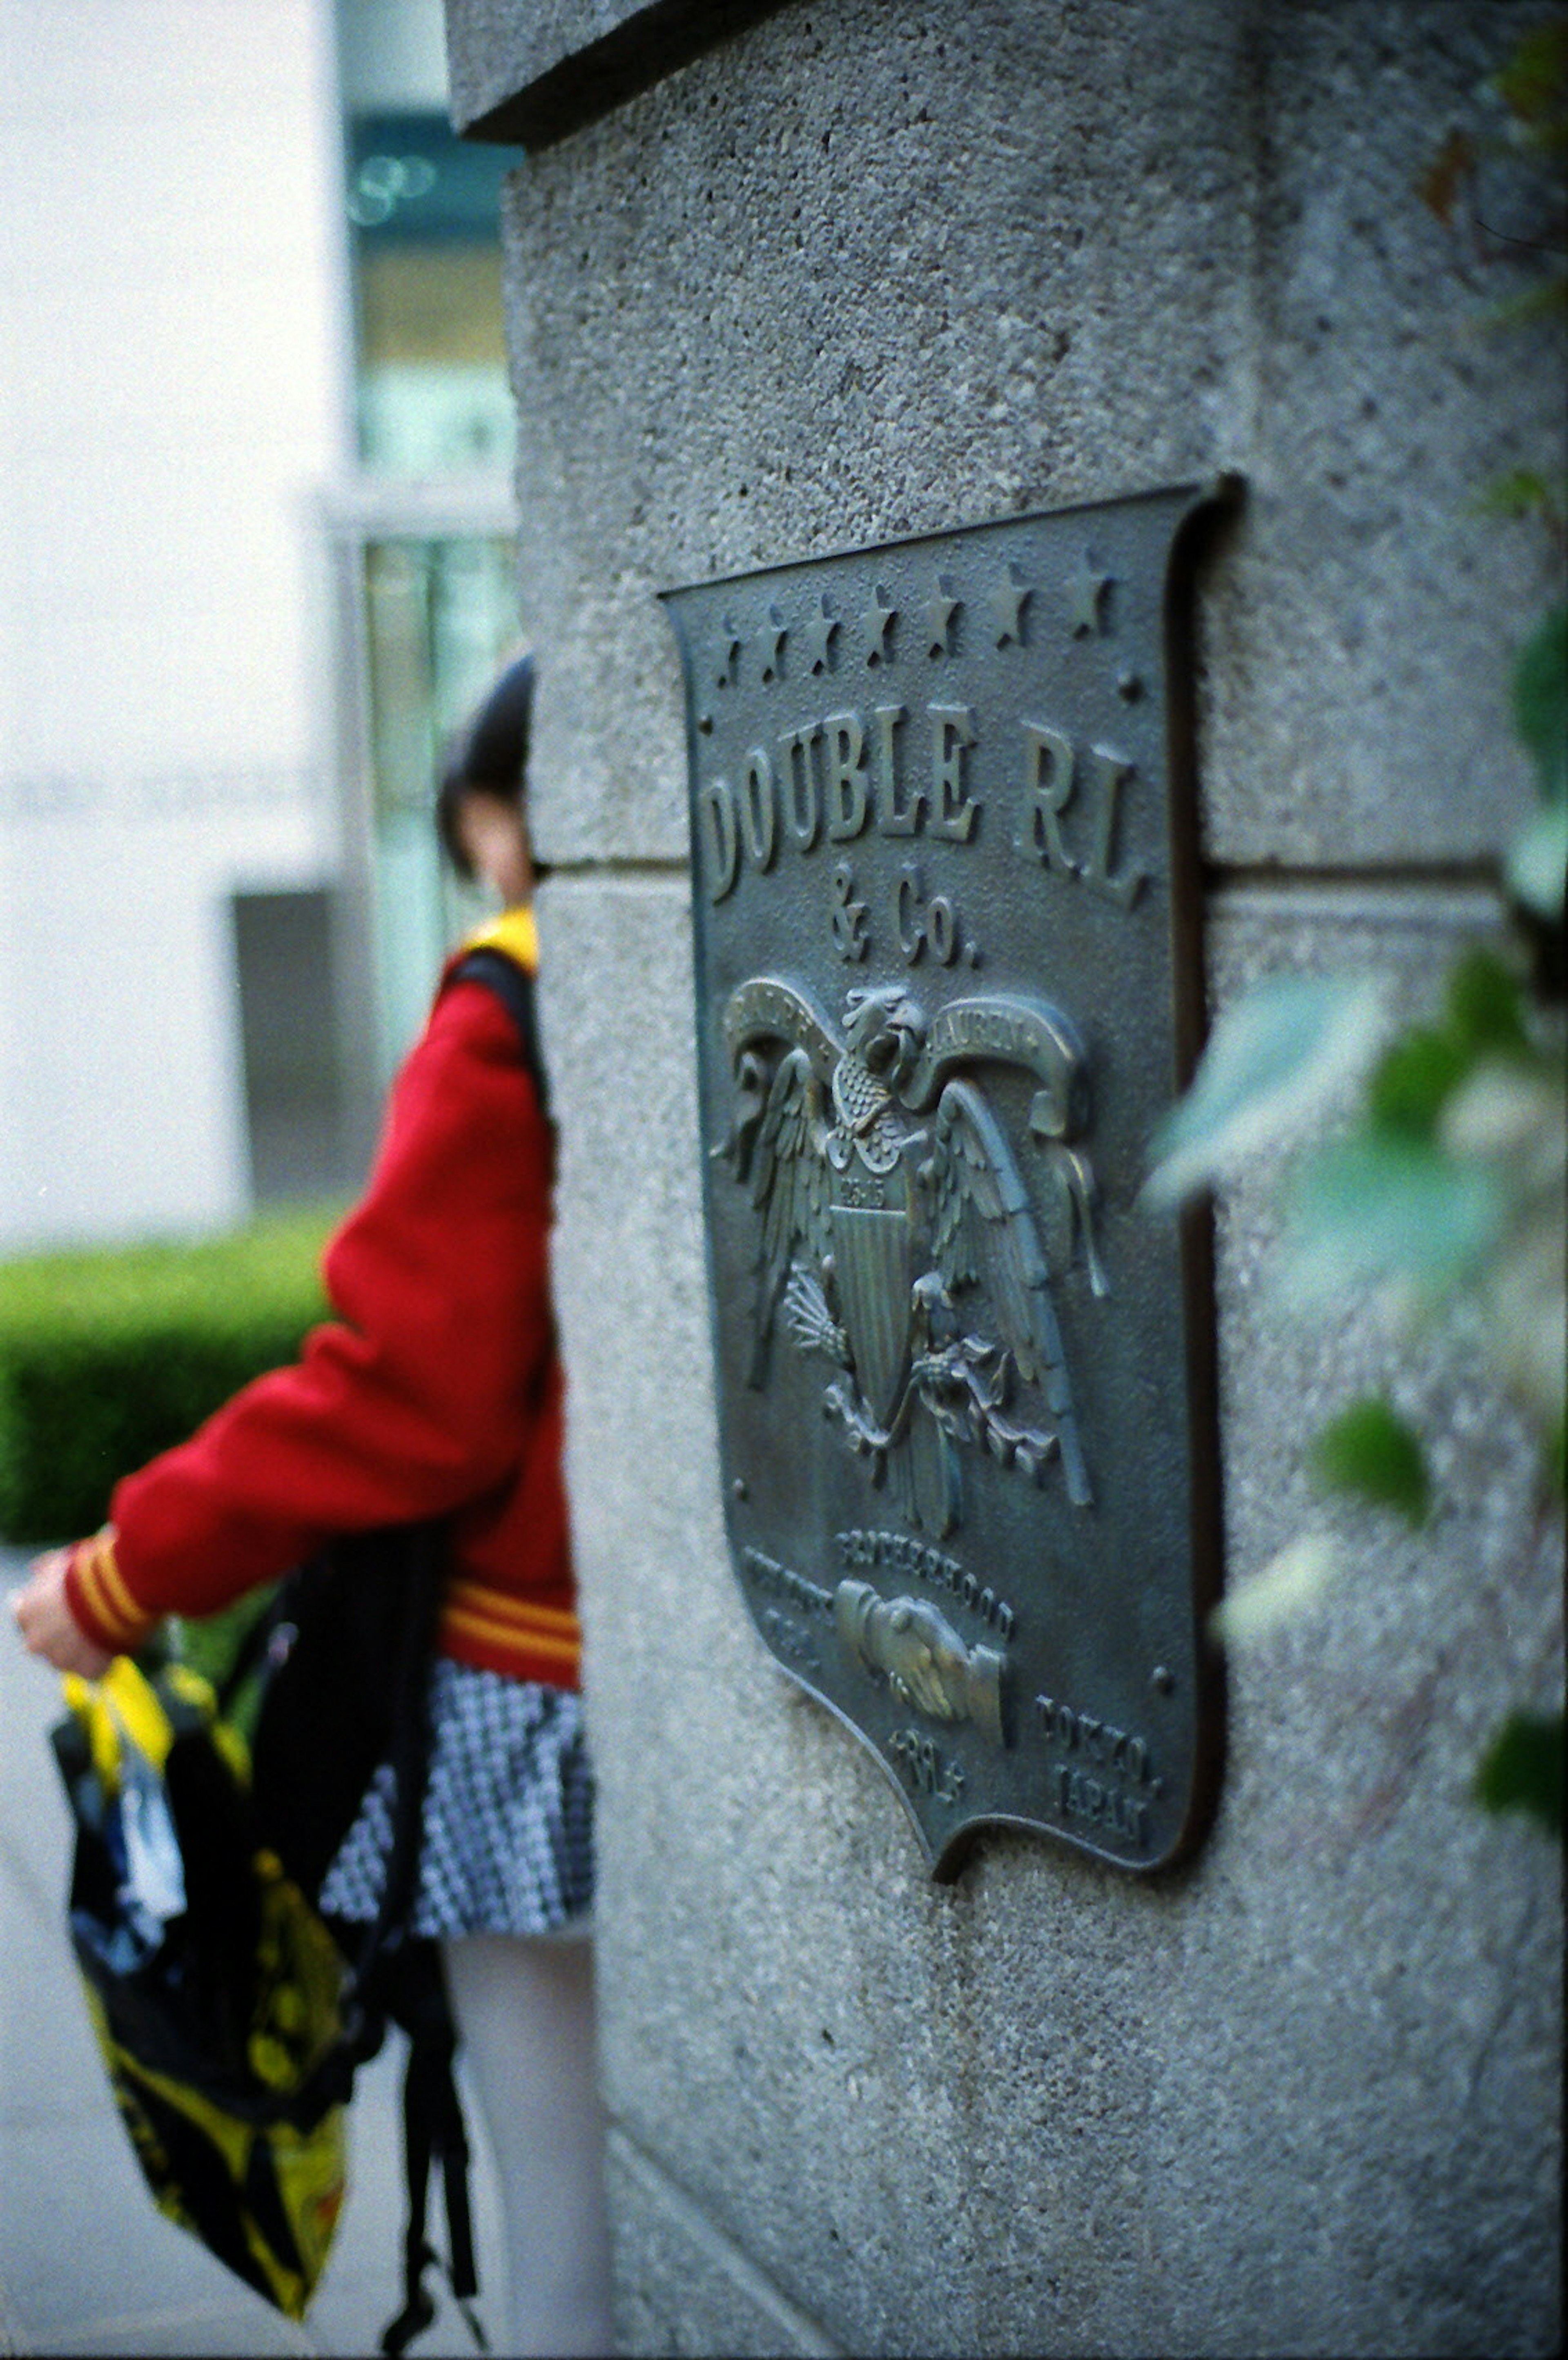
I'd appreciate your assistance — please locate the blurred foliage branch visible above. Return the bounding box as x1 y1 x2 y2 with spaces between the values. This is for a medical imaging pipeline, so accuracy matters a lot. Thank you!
1148 20 1567 1841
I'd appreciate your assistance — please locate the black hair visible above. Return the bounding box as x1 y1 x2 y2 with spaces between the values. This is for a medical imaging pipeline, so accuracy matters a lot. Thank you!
437 652 535 879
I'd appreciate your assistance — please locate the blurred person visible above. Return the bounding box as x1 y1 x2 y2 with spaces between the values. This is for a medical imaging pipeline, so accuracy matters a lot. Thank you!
12 652 613 2358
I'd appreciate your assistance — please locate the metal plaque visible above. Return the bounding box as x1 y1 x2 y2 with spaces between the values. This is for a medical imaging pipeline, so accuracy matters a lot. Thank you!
662 484 1227 1877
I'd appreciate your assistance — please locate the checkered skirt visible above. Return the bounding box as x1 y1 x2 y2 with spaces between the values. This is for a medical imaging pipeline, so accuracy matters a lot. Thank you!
317 1658 595 1939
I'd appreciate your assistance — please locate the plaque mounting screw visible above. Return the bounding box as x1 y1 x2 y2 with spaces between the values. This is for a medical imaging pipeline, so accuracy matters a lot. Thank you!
733 1477 750 1503
1151 1665 1175 1695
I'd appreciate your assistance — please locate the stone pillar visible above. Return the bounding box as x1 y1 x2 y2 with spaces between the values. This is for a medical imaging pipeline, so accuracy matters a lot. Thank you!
445 4 1563 2351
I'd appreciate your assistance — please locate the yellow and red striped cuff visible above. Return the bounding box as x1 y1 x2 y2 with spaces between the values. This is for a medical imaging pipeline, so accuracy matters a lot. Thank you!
439 1574 581 1688
64 1527 158 1657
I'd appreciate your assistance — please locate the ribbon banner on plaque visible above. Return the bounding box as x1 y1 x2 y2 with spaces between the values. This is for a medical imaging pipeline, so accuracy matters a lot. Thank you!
662 484 1229 1877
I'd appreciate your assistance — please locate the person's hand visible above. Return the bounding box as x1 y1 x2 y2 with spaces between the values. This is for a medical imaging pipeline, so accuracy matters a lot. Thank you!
11 1548 113 1678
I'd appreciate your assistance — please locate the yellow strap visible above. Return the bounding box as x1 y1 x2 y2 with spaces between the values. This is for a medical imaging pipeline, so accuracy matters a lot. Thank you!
104 1656 176 1770
62 1655 176 1786
461 905 538 973
62 1673 122 1794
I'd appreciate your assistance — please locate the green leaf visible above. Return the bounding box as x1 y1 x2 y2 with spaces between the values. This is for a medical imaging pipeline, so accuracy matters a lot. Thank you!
1474 1709 1565 1838
1366 1029 1471 1138
1209 1534 1339 1646
1490 20 1568 130
1366 953 1532 1137
1144 974 1385 1207
1445 946 1531 1058
1284 1134 1503 1302
1310 1396 1431 1525
1512 602 1568 804
1476 278 1568 335
1469 467 1566 526
1507 800 1568 917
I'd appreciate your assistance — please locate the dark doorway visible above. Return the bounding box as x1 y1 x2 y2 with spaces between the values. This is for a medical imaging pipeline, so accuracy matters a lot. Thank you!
232 888 356 1205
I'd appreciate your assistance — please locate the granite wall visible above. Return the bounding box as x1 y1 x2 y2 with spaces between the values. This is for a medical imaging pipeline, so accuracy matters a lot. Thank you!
445 3 1563 2351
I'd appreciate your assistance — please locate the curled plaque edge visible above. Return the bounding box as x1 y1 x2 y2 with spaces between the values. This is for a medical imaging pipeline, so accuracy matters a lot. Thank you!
662 474 1242 1884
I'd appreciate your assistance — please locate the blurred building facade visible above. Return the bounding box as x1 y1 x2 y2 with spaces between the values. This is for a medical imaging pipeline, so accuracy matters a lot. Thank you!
0 0 343 1247
0 0 521 1251
327 0 521 1144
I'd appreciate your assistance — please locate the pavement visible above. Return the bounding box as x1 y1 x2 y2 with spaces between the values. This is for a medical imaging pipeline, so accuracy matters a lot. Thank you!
0 1549 507 2358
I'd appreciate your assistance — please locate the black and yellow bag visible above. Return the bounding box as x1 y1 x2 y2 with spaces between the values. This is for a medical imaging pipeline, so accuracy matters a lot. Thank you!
53 1524 485 2352
52 1657 351 2320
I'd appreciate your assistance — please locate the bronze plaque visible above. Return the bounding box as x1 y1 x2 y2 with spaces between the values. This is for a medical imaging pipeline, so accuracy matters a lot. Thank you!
662 485 1226 1877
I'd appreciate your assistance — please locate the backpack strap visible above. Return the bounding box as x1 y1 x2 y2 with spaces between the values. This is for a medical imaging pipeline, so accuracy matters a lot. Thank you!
448 944 552 1131
334 1530 486 2353
378 1945 489 2358
353 1521 447 1979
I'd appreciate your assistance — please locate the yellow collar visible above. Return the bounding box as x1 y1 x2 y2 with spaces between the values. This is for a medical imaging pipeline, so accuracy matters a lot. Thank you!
461 906 538 973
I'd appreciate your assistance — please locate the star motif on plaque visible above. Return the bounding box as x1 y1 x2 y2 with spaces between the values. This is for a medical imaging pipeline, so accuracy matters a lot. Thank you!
760 604 788 684
924 572 959 657
863 584 897 668
803 594 840 675
989 563 1032 649
1067 558 1114 639
715 615 743 688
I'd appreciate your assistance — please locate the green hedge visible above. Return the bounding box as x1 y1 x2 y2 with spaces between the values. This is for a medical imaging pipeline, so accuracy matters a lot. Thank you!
0 1206 343 1545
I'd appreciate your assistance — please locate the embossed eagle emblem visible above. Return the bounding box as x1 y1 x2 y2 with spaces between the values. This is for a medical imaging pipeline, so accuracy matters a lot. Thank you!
716 977 1108 1536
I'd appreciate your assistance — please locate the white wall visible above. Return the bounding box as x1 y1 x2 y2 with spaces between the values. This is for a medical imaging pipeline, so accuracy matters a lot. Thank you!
0 0 349 1249
338 0 449 111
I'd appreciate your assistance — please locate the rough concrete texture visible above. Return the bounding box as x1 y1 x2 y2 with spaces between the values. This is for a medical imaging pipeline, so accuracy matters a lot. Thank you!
479 0 1565 2351
499 0 1562 875
539 874 1560 2358
1196 5 1568 870
605 2130 842 2357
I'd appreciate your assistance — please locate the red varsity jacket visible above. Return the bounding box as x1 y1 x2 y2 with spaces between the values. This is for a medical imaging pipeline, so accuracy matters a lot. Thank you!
65 908 579 1690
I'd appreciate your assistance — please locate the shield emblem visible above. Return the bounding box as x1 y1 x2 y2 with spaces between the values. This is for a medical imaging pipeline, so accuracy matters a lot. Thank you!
830 1206 912 1428
663 483 1230 1876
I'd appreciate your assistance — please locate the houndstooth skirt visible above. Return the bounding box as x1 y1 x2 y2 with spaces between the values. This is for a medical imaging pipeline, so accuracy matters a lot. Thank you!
317 1658 595 1939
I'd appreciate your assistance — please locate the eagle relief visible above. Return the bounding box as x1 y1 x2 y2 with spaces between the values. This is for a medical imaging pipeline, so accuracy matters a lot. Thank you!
663 485 1228 1877
718 976 1101 1532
